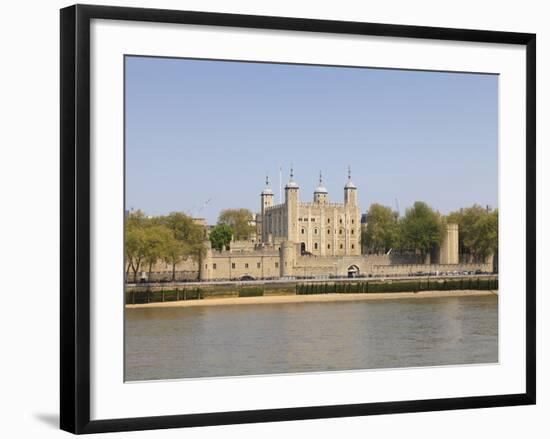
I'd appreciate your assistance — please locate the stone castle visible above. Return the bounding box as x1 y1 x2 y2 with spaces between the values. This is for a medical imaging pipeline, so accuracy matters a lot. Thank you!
141 169 492 283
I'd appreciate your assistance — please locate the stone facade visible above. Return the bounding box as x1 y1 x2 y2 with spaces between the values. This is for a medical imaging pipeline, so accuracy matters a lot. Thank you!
194 171 484 281
131 170 492 283
259 170 361 256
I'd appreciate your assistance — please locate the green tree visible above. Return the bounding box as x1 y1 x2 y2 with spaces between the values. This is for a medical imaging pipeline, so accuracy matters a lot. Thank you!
126 209 148 228
159 212 206 280
218 208 255 240
209 223 234 251
468 209 498 260
143 224 172 280
162 232 186 282
448 205 498 261
125 221 148 282
400 201 446 261
362 203 400 254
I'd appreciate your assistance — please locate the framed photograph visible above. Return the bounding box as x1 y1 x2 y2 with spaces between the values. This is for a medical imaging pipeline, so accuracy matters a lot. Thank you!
60 4 536 434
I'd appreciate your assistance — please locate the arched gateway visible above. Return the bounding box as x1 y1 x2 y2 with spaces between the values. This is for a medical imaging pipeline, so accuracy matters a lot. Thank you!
347 265 360 278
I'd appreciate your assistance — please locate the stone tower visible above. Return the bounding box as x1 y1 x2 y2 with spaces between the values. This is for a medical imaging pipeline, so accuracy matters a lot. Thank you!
199 240 213 281
439 223 459 264
280 241 296 277
344 166 357 206
284 167 299 243
260 175 274 243
313 171 329 205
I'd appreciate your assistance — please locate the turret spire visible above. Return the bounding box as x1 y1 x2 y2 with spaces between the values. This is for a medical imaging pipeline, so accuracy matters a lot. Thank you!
314 169 328 194
285 164 299 189
345 165 356 189
261 172 273 195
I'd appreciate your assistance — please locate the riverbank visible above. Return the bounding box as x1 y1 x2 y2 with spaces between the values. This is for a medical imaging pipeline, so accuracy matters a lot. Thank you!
125 289 498 309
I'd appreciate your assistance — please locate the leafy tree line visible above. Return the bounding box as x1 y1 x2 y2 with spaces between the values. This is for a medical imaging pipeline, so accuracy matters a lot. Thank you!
447 205 498 261
125 208 256 281
125 211 206 282
361 202 498 262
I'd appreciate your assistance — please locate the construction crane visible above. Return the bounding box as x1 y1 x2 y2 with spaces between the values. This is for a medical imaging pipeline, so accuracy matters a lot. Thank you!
196 198 211 215
187 198 211 217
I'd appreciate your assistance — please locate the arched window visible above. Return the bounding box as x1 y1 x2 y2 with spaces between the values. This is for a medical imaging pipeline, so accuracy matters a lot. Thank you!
339 229 343 235
327 244 331 249
314 228 318 234
351 229 354 235
327 229 331 234
301 228 305 234
314 243 318 250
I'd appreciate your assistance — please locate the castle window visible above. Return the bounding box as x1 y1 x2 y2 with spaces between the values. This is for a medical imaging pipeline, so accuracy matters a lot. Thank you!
314 243 318 250
275 262 279 268
327 244 331 249
311 218 315 222
301 228 305 234
352 244 355 249
257 262 261 268
245 263 249 268
340 244 343 249
327 218 330 223
351 229 354 235
352 219 355 224
339 229 343 235
314 229 318 234
231 263 235 269
213 263 217 269
327 229 330 234
340 219 343 224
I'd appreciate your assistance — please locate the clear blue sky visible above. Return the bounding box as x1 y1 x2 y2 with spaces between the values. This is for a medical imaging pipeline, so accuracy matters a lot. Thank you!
125 56 498 224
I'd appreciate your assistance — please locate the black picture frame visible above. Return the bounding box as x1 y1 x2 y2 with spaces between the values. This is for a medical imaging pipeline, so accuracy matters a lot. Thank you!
60 4 536 434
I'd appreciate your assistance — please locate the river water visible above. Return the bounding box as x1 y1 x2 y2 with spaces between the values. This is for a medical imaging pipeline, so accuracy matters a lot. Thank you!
125 295 498 381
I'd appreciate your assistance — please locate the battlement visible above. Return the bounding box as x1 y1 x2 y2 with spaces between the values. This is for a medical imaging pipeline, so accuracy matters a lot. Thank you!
298 201 347 208
264 203 285 211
